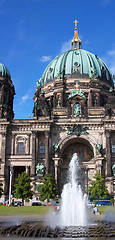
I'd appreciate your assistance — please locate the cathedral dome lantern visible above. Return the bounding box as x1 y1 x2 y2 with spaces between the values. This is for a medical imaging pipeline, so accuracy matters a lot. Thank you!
71 20 82 49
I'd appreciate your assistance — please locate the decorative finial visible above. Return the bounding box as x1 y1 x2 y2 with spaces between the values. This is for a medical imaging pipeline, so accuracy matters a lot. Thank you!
73 20 78 29
75 80 79 89
71 19 82 49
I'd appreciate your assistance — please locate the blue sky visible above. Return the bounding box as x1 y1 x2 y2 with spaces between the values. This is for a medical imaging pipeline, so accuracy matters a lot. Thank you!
0 0 115 119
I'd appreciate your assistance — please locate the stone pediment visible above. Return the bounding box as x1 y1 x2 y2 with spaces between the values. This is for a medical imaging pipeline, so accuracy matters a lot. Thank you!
68 93 86 103
68 88 86 100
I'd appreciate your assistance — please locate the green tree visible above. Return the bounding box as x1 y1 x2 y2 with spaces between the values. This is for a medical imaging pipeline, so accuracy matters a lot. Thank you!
110 197 114 205
13 172 32 205
88 172 109 204
0 182 3 198
39 174 57 202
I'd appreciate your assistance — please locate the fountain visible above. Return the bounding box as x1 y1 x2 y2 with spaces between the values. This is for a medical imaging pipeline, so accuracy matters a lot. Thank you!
59 152 87 226
0 153 115 238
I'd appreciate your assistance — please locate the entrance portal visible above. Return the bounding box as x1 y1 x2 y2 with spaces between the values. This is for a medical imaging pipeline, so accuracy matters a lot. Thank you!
62 143 93 163
59 142 94 193
13 166 25 190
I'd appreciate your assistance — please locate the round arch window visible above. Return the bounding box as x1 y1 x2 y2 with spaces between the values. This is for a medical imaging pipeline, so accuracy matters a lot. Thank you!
62 143 93 163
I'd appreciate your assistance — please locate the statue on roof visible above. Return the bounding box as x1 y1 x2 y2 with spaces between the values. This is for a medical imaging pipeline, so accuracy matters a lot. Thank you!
36 78 41 89
74 104 81 117
36 163 45 177
112 164 115 176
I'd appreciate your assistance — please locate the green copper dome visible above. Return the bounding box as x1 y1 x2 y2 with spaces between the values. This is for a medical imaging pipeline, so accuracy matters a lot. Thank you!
0 63 11 78
41 48 113 87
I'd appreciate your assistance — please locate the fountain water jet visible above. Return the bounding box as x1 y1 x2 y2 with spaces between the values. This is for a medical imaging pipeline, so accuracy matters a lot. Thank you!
59 153 87 226
1 153 114 237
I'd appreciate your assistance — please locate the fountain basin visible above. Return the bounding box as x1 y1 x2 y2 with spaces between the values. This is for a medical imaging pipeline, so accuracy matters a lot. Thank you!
0 221 115 238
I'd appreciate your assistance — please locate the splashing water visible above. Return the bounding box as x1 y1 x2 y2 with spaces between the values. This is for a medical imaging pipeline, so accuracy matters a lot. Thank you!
59 153 87 226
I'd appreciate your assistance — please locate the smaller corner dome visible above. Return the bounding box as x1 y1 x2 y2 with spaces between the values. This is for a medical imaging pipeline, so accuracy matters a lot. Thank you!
0 63 11 78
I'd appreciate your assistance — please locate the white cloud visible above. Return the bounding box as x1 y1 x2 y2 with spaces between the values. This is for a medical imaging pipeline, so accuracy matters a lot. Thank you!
84 40 89 45
40 56 51 62
60 40 71 54
101 0 112 5
17 20 25 42
59 36 88 54
21 94 30 103
107 50 115 56
107 48 115 75
110 66 115 75
102 46 115 75
17 87 35 105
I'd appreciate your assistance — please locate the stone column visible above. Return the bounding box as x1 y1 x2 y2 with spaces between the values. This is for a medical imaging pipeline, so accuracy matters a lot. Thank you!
26 166 29 175
96 157 103 174
61 91 63 107
88 90 92 108
53 157 60 183
45 131 49 174
27 134 30 155
11 165 14 193
11 134 15 155
53 93 56 107
105 130 112 176
96 92 100 106
1 133 7 175
36 133 39 161
85 168 89 194
54 160 58 183
71 103 74 117
31 131 36 177
5 164 9 195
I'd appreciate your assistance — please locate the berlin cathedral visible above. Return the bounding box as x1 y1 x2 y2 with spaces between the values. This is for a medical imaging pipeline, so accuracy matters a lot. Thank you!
0 21 115 201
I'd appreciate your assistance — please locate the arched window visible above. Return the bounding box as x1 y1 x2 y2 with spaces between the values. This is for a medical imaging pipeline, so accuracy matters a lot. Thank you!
16 136 26 155
17 142 24 154
40 145 45 154
112 144 115 153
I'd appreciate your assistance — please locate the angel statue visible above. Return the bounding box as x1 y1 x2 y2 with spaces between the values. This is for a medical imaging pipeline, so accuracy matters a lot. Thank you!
36 163 45 177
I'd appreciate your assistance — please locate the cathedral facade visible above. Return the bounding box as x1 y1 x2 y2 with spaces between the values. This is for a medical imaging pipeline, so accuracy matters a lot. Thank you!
0 23 115 201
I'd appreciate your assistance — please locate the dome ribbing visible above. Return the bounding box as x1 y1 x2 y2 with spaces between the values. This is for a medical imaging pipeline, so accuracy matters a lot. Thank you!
41 49 113 87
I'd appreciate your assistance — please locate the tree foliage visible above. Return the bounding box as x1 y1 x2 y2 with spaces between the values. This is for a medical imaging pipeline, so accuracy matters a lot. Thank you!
39 174 57 201
88 172 109 201
13 172 32 205
0 182 3 198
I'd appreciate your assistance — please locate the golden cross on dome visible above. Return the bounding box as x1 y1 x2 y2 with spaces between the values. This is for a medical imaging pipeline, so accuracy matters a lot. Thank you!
73 20 78 28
